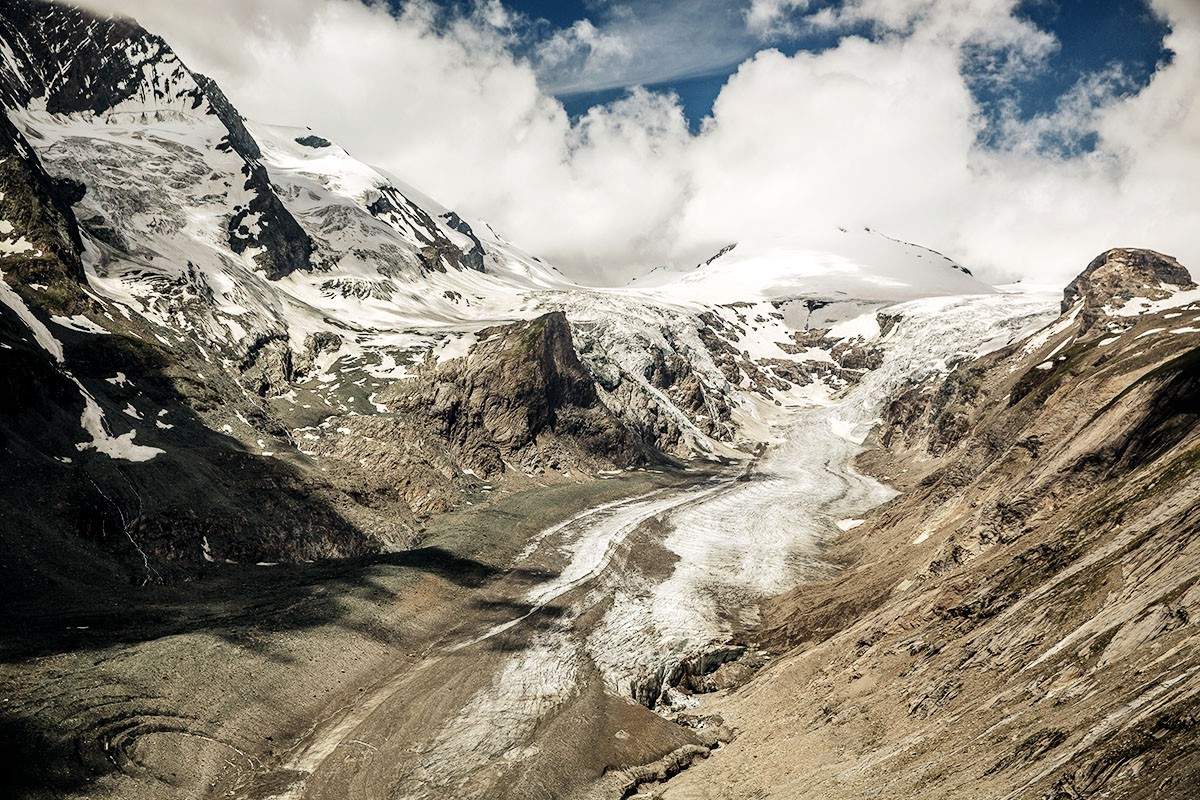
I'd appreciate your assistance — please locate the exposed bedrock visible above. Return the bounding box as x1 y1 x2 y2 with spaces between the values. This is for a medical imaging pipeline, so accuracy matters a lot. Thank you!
1062 247 1195 329
662 251 1200 800
630 645 753 710
386 311 648 478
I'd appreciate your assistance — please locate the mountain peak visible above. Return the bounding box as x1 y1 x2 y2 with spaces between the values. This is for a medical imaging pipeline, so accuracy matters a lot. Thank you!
1061 247 1195 326
0 0 200 116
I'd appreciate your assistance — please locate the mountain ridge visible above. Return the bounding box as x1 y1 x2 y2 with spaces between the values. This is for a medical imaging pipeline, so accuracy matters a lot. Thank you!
6 5 1197 800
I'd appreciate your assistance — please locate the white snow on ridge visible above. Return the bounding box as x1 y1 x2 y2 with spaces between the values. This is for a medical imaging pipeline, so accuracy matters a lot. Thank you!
1113 287 1200 318
6 63 1054 470
0 270 64 361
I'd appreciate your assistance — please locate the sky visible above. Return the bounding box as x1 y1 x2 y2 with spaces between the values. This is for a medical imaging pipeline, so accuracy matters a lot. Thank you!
76 0 1198 287
508 0 1171 139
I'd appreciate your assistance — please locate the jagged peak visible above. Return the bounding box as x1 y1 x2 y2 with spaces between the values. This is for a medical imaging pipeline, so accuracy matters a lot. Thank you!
0 0 202 117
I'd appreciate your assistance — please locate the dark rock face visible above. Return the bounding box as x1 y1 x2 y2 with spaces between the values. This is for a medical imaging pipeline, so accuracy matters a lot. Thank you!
881 363 986 455
630 645 750 709
830 338 884 371
293 331 343 378
367 187 480 274
0 0 314 282
194 73 262 161
0 112 85 291
0 297 377 592
195 76 315 280
0 0 204 115
386 312 645 477
573 316 735 455
441 211 486 272
238 333 294 397
294 134 332 149
1061 248 1195 328
228 162 314 281
698 243 737 268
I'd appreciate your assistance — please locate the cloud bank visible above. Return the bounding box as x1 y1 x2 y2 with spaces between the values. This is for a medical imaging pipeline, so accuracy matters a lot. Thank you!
75 0 1199 286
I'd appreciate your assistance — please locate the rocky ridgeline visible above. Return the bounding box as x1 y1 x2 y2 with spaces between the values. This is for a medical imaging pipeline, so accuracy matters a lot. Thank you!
385 312 645 476
0 1 625 584
0 0 967 593
698 305 885 399
296 312 649 521
1062 247 1195 328
1 0 316 281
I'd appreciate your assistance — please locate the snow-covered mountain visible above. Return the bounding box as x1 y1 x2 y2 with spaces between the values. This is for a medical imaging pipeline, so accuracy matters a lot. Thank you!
0 0 1016 579
630 227 986 303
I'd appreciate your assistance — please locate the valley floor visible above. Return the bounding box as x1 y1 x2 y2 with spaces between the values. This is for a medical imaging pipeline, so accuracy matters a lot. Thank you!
1 469 694 799
2 404 878 800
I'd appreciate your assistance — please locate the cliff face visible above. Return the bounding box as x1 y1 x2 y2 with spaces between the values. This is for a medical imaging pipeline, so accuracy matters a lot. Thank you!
385 312 646 477
659 250 1200 800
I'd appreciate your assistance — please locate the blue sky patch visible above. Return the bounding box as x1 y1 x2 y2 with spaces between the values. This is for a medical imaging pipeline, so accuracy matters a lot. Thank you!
414 0 1173 148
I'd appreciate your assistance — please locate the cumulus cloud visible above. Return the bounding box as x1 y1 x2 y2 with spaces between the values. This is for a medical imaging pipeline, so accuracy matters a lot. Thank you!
72 0 1199 286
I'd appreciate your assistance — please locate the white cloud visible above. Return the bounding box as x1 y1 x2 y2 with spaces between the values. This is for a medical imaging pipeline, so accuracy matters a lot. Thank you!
745 0 811 39
531 0 762 95
70 0 1199 287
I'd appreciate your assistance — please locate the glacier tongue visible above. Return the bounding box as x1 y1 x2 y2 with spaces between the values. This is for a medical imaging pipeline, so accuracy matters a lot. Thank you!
344 289 1060 800
581 290 1058 702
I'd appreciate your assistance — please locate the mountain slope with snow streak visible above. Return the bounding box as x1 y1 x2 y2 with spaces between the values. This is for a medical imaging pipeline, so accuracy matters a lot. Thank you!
657 250 1200 800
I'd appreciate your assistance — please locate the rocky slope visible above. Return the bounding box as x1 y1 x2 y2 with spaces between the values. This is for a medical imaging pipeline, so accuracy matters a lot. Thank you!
657 249 1200 799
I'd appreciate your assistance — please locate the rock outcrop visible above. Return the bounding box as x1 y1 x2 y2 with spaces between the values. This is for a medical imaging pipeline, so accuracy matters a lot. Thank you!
0 112 85 289
386 312 646 477
1062 247 1195 329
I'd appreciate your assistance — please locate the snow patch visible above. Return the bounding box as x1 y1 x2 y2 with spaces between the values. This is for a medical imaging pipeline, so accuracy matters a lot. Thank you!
0 270 63 361
71 379 163 462
51 314 110 334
